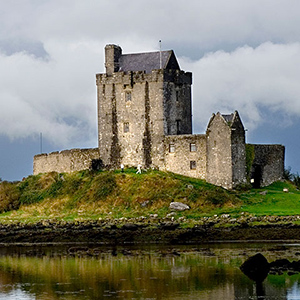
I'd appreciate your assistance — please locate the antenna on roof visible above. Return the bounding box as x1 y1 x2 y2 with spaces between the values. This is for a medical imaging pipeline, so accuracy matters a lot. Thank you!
159 40 162 69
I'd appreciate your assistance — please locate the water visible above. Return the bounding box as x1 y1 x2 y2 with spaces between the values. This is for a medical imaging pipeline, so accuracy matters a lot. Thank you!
0 243 299 299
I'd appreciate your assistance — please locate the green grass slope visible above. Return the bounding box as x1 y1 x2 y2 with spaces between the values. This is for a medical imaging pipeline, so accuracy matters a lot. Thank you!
0 169 299 223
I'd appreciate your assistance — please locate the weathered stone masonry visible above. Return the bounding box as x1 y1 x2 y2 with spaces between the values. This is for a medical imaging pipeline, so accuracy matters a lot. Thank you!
250 144 285 188
164 134 206 179
96 46 192 170
206 112 246 189
33 44 285 189
34 148 100 174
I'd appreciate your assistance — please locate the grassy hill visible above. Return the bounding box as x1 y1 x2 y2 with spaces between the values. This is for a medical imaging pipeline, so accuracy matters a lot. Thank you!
0 169 299 224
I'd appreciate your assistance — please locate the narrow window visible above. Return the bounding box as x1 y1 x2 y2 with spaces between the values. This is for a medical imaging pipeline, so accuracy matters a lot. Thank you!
190 161 196 170
124 122 129 133
176 90 179 102
190 143 196 152
125 91 131 102
169 144 175 153
176 120 181 134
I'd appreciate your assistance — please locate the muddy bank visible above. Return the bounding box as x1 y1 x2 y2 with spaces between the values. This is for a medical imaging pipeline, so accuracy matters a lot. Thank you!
0 221 300 244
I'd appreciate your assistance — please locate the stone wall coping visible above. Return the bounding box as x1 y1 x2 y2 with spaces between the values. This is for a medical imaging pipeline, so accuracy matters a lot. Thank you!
34 148 99 158
248 143 285 147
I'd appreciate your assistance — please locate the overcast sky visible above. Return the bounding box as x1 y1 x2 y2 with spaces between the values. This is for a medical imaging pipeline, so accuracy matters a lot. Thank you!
0 0 299 181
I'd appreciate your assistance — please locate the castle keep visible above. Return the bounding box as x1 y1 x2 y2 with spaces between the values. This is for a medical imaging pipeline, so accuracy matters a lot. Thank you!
34 44 285 189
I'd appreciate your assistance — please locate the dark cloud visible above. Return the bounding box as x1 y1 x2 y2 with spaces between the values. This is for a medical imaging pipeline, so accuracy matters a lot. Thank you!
0 39 48 58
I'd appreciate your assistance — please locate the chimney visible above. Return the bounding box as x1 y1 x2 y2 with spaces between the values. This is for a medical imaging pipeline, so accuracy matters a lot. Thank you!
105 44 122 75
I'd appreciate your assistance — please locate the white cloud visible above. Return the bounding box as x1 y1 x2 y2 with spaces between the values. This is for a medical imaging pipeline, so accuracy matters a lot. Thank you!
179 42 300 132
0 40 101 147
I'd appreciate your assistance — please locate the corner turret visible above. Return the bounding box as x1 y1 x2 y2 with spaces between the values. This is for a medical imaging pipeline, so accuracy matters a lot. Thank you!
105 44 122 75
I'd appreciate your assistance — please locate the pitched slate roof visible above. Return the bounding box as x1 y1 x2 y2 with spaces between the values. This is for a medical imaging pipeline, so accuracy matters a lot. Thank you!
118 50 180 73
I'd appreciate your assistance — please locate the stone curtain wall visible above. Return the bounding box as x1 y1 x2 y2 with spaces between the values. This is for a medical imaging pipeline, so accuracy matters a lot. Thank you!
250 144 285 187
33 148 100 175
164 134 206 179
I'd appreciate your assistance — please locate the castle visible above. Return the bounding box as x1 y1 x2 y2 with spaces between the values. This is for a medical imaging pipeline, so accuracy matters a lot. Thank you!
33 44 285 189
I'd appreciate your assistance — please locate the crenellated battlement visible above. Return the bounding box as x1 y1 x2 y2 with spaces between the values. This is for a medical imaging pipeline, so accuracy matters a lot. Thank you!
96 69 192 85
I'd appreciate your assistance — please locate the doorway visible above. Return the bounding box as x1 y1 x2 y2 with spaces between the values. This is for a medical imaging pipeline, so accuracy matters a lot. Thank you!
251 164 262 188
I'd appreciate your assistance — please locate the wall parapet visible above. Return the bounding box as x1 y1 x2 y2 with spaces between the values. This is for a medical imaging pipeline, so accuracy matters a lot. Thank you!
33 148 101 175
96 69 192 85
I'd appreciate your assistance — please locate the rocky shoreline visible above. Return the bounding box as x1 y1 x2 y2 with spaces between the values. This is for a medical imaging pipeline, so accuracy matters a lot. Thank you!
1 214 300 244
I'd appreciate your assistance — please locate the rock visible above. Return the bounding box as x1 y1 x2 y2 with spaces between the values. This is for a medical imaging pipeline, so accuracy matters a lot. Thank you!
140 200 149 207
269 258 290 270
122 223 138 230
221 214 230 218
290 260 300 272
240 253 270 282
169 202 190 211
288 271 298 276
166 212 176 218
159 222 180 230
149 214 158 218
259 190 268 195
68 247 90 255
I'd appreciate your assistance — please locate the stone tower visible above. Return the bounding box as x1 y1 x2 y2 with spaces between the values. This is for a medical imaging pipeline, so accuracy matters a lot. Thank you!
206 111 246 189
96 44 192 169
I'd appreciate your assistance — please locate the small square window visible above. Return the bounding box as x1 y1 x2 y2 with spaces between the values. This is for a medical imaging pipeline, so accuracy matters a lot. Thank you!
169 144 175 153
124 122 129 133
125 92 131 102
190 143 196 152
190 161 196 170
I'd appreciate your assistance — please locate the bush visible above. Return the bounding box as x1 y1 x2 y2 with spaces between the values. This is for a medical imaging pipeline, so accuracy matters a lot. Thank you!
18 175 45 204
88 172 117 201
234 183 252 191
0 181 20 212
283 167 293 181
293 173 300 188
204 188 234 206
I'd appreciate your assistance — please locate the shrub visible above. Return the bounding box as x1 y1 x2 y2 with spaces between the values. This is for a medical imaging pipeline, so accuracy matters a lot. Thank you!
293 173 300 188
283 167 293 181
88 172 117 201
0 181 20 212
234 183 252 191
204 188 235 206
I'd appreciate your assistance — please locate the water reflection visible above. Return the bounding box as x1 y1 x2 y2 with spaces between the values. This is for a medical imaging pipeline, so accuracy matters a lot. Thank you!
0 243 298 299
